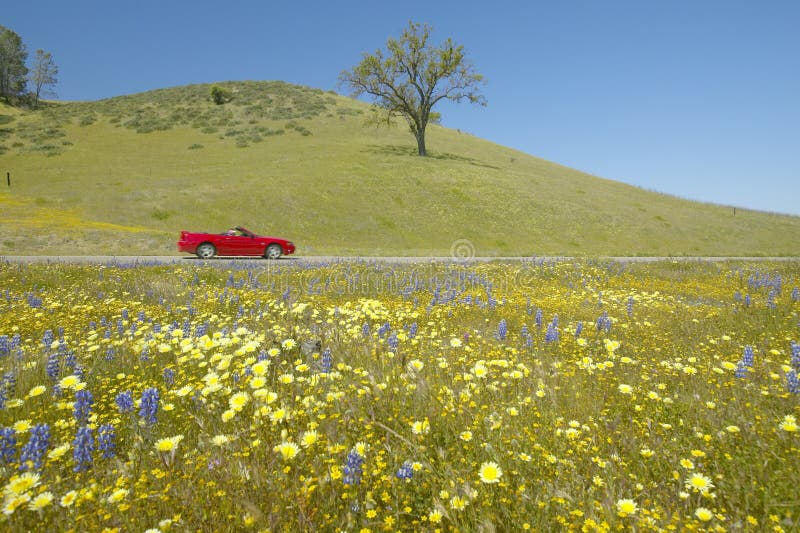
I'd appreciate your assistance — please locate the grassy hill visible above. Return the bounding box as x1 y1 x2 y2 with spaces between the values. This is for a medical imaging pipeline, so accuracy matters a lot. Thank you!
1 80 798 256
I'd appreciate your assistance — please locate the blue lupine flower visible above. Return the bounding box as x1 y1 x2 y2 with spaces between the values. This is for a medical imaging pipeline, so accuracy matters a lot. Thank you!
320 348 332 374
791 341 800 370
2 372 16 395
0 427 16 463
115 390 134 414
378 322 391 338
64 352 77 371
786 370 800 394
19 424 50 471
0 335 9 357
163 368 175 387
343 449 365 486
535 309 543 328
139 387 160 425
72 426 94 472
735 361 748 379
767 290 777 309
46 353 61 381
496 319 508 341
387 333 399 351
744 294 751 307
396 461 414 480
408 323 418 339
97 424 116 459
574 321 583 338
0 373 16 408
596 312 612 333
42 329 54 348
362 323 370 338
26 293 42 308
627 297 634 317
793 287 799 302
743 345 754 367
734 291 742 302
140 345 150 362
545 319 560 343
73 390 93 425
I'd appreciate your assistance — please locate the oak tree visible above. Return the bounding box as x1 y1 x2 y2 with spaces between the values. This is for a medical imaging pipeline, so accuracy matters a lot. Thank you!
29 49 58 107
0 25 28 102
340 21 485 156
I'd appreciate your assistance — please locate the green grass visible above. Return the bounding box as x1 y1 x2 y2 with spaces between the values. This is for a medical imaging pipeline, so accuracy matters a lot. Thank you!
1 80 799 256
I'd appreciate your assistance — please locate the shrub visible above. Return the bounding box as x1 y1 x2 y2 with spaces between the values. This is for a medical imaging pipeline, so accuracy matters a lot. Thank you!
210 85 232 105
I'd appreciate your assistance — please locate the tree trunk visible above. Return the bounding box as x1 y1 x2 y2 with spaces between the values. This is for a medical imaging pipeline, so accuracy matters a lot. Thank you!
415 128 427 156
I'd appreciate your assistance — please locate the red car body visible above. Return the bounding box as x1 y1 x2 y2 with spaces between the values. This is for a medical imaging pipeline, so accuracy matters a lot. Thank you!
177 226 295 259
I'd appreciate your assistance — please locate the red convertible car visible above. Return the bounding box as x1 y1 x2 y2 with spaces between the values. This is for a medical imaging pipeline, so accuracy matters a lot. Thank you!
177 227 295 259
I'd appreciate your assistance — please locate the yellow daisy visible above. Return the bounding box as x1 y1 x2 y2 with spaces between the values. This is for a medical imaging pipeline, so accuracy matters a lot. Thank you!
60 490 78 508
478 461 503 484
274 441 300 462
154 435 184 453
28 492 54 510
107 488 128 503
685 473 714 493
695 507 713 522
228 392 249 412
26 385 46 398
616 498 638 517
4 472 40 496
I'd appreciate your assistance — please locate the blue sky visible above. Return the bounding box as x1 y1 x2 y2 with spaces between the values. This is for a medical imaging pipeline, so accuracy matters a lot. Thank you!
4 0 799 215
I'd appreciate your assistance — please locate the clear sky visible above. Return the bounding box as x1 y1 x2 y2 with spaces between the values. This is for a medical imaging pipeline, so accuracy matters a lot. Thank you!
4 0 799 215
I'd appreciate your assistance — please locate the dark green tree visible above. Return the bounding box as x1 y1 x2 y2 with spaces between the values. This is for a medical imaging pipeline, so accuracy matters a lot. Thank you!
340 21 485 156
210 85 232 105
29 49 58 108
0 25 28 102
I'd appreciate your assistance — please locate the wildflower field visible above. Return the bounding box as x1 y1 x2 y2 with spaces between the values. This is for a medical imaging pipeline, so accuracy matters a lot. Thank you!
0 259 798 532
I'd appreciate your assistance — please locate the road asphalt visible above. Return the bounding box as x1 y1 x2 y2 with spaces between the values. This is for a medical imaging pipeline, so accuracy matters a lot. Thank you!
2 255 799 265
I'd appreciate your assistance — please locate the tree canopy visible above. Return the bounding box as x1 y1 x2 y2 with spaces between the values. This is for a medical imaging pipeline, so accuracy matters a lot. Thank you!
30 49 58 107
0 25 28 102
340 21 485 156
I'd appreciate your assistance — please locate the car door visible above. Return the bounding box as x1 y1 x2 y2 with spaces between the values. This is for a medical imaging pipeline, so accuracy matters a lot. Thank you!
215 234 238 255
227 234 252 255
235 228 263 256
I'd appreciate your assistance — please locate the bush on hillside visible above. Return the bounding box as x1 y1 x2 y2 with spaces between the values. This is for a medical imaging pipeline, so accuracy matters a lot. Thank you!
210 85 232 105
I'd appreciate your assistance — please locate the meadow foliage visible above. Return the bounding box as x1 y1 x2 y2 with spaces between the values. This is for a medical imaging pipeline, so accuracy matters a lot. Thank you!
0 259 798 531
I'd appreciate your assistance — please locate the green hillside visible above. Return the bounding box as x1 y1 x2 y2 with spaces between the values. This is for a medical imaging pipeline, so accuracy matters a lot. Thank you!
1 80 798 256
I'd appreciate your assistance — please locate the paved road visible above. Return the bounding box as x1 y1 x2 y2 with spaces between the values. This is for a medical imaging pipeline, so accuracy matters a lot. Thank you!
2 255 799 265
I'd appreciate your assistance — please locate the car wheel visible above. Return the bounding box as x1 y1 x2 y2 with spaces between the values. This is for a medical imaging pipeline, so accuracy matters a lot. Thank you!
265 244 282 259
196 243 216 259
